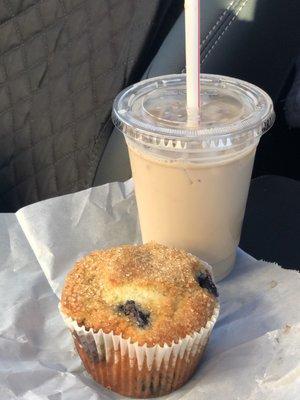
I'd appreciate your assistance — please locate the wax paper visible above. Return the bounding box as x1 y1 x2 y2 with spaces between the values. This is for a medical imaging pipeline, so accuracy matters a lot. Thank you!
0 180 299 400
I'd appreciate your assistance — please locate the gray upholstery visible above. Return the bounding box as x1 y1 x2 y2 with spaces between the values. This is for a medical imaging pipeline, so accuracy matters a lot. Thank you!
2 0 298 207
145 0 300 100
0 0 176 211
95 0 300 185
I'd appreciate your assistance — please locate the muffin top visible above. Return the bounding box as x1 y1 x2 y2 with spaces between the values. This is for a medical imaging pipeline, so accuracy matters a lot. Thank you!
61 243 218 346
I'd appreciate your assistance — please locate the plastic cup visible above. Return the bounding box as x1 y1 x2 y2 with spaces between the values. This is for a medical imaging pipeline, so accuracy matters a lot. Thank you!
112 74 275 281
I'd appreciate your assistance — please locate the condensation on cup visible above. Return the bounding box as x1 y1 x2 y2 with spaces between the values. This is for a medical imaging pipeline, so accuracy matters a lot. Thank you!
113 74 275 282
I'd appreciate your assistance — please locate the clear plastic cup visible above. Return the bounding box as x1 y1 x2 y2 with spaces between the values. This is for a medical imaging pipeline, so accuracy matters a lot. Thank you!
112 74 275 281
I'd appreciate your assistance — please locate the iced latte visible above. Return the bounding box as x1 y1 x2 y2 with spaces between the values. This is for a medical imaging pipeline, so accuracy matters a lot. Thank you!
113 74 274 281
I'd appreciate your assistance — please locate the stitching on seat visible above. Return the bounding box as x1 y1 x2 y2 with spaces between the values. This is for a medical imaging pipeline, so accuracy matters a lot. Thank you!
201 0 250 64
36 0 59 195
0 141 92 197
201 0 238 46
4 0 40 206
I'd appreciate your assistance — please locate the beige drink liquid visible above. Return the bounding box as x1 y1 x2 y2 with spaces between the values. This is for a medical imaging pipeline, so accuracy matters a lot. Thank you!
128 144 255 281
113 74 274 281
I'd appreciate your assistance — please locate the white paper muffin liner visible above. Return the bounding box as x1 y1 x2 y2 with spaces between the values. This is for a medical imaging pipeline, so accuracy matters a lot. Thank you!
59 303 219 398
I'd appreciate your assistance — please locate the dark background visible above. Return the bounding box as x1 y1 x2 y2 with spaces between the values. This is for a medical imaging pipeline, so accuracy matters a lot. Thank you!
149 1 300 182
254 63 300 181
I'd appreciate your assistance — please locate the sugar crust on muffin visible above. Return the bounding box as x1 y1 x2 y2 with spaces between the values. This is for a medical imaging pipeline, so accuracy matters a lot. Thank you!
61 242 218 346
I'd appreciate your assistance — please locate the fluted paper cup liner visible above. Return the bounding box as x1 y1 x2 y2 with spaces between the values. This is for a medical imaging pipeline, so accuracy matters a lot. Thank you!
59 303 219 398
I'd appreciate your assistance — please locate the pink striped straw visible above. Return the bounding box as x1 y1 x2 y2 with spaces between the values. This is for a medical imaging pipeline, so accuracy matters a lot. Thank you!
185 0 201 117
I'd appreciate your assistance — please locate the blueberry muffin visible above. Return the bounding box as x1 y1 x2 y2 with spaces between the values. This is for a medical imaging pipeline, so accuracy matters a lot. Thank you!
60 243 219 398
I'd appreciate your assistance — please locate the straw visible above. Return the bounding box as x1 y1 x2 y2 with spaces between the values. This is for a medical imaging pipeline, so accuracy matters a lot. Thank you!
185 0 201 117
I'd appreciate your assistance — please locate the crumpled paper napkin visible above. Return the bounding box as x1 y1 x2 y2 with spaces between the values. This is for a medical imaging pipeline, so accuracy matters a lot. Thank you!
0 180 299 399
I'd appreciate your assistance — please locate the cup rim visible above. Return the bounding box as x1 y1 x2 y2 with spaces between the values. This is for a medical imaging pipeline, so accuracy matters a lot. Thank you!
112 73 275 152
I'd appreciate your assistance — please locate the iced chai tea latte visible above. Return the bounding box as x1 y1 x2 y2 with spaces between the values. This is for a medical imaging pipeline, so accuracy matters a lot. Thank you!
113 74 274 281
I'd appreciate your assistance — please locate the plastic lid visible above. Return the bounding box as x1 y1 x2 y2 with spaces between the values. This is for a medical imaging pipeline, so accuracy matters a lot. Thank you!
112 74 275 152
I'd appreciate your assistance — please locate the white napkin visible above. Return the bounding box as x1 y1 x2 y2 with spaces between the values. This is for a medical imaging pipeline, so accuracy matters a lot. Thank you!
0 179 299 399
